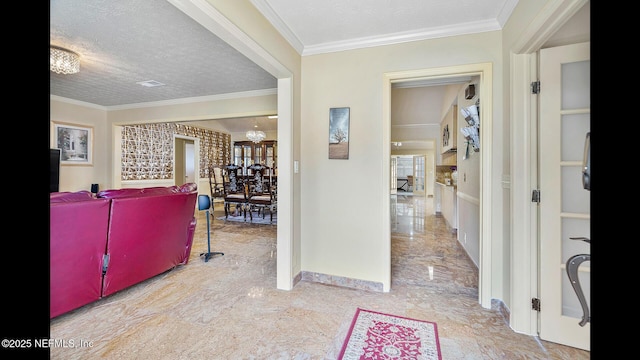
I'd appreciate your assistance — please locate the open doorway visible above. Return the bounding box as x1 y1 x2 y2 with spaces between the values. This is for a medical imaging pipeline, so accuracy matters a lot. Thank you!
174 135 199 187
384 63 493 308
394 155 429 196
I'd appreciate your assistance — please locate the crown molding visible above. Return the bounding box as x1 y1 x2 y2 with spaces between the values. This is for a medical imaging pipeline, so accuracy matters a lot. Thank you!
51 88 277 111
250 0 304 55
302 19 501 56
50 95 109 110
392 123 440 128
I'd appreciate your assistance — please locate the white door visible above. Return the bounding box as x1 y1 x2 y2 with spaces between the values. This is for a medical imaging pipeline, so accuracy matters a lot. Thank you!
390 156 398 195
539 41 590 351
426 152 434 197
412 155 426 195
184 142 195 184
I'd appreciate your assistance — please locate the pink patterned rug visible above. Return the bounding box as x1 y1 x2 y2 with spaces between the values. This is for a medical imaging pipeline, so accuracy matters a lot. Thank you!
338 308 442 360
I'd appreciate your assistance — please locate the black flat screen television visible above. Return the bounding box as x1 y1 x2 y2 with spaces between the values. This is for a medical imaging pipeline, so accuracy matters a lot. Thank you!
50 148 61 192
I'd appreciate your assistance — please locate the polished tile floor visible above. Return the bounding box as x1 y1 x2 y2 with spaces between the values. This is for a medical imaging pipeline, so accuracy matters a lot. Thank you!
50 195 590 359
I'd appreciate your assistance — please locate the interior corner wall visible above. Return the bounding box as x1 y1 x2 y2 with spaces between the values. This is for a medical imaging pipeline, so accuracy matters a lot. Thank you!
206 0 304 283
50 99 109 192
300 31 503 291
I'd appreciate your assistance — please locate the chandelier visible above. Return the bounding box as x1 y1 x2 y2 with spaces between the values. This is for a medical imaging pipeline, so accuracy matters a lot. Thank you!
246 123 266 143
50 45 80 74
246 129 266 143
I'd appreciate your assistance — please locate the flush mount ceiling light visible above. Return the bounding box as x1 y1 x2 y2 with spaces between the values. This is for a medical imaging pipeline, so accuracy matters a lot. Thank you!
246 124 266 143
136 80 166 87
50 45 80 74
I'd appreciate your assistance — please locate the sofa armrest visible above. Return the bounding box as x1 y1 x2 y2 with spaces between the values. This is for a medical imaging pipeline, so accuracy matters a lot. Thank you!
179 182 198 193
180 217 197 265
50 198 111 318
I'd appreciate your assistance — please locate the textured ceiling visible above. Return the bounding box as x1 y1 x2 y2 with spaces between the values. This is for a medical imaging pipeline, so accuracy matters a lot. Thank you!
50 0 518 141
50 0 277 108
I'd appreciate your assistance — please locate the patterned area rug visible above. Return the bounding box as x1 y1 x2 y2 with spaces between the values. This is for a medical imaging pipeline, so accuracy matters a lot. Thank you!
338 308 442 360
216 213 276 225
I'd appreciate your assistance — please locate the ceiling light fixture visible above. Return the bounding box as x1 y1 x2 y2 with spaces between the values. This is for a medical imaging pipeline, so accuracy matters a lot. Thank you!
246 124 266 143
50 45 80 74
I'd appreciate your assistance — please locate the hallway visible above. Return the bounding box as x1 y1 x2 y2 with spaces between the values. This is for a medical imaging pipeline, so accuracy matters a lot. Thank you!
391 193 478 291
49 195 590 359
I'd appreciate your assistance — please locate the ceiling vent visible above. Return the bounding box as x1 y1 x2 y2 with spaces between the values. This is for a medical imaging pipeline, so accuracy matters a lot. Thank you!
136 80 166 87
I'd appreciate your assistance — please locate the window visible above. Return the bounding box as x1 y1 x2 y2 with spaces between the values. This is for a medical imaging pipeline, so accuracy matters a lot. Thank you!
396 156 413 178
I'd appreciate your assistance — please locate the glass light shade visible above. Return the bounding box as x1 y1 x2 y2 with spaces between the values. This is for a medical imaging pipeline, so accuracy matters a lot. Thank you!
246 130 266 143
50 46 80 74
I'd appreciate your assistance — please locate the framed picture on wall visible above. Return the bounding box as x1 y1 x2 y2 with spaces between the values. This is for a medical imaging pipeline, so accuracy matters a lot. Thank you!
53 121 93 166
328 107 350 159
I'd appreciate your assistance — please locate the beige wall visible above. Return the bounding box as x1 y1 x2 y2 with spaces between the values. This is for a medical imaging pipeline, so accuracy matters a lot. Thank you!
50 100 109 192
299 31 502 289
390 86 445 147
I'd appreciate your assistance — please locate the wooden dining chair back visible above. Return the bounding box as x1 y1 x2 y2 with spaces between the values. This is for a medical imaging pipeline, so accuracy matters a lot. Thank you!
208 166 225 202
221 164 248 219
247 163 277 223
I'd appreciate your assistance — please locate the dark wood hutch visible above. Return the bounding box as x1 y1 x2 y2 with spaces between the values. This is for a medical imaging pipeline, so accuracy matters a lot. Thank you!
233 140 277 175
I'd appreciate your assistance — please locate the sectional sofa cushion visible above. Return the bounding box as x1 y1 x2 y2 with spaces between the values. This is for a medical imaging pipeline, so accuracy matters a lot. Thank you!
50 190 95 203
97 185 180 199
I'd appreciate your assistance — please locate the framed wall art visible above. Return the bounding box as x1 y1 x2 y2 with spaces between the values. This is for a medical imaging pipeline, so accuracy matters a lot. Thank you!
53 121 93 166
328 107 350 159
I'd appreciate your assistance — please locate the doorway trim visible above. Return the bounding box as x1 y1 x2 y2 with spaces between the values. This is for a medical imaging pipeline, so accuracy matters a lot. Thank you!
173 134 199 187
508 0 588 335
383 62 493 308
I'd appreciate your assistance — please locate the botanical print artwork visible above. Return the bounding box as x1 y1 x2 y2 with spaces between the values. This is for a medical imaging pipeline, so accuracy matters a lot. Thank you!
329 107 350 159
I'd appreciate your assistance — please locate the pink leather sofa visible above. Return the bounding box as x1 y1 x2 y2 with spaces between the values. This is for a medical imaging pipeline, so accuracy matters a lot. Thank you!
50 184 198 318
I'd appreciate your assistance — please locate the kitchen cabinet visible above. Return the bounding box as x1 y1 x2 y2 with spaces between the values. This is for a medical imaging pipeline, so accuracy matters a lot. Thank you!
441 105 458 154
436 182 457 231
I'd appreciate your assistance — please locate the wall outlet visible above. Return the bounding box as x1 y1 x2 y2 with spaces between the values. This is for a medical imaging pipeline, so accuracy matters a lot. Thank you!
464 233 467 244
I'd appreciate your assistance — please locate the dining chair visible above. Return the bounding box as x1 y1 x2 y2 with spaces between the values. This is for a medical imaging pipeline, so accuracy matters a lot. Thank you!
208 166 225 201
246 163 277 223
221 164 249 220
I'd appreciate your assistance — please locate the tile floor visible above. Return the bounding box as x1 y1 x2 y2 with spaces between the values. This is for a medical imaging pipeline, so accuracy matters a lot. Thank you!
49 194 590 359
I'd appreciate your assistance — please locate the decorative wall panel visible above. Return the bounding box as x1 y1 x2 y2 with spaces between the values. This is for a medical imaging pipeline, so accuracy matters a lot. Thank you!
121 123 231 181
